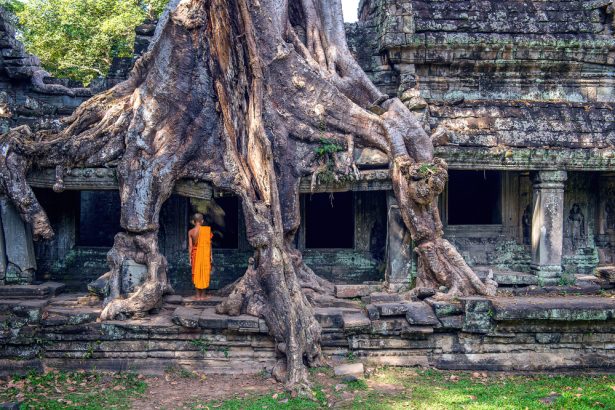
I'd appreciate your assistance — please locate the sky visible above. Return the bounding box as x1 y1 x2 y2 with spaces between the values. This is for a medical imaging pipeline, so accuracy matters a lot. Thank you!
341 0 360 22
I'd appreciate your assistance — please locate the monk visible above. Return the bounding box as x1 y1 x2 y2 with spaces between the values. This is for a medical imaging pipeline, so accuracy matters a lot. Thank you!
188 213 213 300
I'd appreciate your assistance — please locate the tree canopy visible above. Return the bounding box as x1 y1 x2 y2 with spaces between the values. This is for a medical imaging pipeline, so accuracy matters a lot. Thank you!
2 0 168 85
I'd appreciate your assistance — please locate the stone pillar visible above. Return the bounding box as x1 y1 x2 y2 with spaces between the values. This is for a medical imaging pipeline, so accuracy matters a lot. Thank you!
530 171 567 284
0 197 37 285
385 193 414 290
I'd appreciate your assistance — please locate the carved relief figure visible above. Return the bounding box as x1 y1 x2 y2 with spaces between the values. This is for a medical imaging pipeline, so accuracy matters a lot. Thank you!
568 203 586 249
522 204 531 245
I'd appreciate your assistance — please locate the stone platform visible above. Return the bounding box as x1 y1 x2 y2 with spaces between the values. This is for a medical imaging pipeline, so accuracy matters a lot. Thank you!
1 288 615 376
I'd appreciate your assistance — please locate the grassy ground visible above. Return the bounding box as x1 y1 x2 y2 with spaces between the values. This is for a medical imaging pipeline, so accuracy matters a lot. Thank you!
0 367 613 409
0 370 147 409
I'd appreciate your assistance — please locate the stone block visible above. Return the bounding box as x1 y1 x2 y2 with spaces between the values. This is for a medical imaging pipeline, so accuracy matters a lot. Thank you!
595 266 615 283
366 304 380 320
172 306 201 329
227 315 260 331
462 298 495 334
362 292 402 304
492 297 615 321
428 301 463 317
335 284 382 299
535 333 562 344
315 308 345 329
333 363 364 378
164 295 183 305
375 302 412 317
342 311 371 331
121 259 148 294
405 302 440 326
198 308 229 329
401 326 434 337
439 315 464 330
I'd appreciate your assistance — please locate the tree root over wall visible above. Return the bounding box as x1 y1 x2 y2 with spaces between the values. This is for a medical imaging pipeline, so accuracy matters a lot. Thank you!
0 0 495 392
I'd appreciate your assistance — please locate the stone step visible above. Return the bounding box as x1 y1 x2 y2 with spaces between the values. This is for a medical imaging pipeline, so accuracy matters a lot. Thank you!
42 306 101 326
595 266 615 283
0 299 49 321
341 311 371 331
0 282 65 299
315 307 363 329
492 296 615 321
367 301 435 320
493 272 539 286
172 306 268 333
335 283 382 299
182 296 225 307
361 292 403 305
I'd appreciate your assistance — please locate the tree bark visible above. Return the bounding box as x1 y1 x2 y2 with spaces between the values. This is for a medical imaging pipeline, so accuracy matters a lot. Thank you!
0 0 496 390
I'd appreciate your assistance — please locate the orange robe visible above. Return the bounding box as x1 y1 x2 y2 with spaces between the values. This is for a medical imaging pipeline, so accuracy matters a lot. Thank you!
191 226 213 289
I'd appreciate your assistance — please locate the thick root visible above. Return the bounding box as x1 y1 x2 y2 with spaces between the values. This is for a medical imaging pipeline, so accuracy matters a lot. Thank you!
414 238 498 299
216 243 324 392
98 231 171 320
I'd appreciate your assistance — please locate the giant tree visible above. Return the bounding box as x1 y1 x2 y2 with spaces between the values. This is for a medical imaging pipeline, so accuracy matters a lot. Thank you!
0 0 497 391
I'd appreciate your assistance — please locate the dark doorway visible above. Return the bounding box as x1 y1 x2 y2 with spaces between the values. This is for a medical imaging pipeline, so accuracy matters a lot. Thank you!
190 196 240 249
77 191 122 247
448 170 502 225
305 192 354 248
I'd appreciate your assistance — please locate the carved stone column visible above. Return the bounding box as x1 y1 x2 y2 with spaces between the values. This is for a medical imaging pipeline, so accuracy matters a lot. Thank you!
530 171 567 284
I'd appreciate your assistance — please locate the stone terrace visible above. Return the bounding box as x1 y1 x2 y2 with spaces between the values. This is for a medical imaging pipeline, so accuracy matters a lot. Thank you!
1 281 614 376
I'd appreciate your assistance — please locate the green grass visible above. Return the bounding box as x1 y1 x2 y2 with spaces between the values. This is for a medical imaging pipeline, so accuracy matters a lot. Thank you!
1 368 613 409
0 370 147 409
191 369 615 410
355 368 615 409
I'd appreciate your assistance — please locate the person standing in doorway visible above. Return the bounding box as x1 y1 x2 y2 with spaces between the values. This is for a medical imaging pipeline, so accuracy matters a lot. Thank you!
188 213 213 300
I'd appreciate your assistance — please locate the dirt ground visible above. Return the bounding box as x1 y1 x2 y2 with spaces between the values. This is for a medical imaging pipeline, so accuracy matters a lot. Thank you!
129 372 281 409
128 367 384 409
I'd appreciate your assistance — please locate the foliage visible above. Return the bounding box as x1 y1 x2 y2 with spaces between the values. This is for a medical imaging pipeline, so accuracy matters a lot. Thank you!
417 162 436 178
2 0 170 85
0 370 147 409
314 138 344 158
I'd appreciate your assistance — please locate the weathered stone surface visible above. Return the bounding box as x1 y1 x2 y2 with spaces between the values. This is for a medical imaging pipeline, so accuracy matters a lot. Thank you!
438 315 464 329
172 306 202 329
362 292 403 304
385 195 413 285
493 272 539 286
315 308 346 329
42 306 100 326
335 284 382 299
428 301 463 318
405 303 440 326
493 297 615 321
0 197 36 284
596 266 615 283
0 283 62 299
462 297 495 334
342 311 371 331
120 259 148 294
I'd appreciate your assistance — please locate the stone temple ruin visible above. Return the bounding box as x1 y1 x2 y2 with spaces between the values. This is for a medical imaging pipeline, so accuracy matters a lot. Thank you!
0 0 614 375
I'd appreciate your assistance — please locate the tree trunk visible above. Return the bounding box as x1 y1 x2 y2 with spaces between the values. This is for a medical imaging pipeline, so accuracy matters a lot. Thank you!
0 0 496 390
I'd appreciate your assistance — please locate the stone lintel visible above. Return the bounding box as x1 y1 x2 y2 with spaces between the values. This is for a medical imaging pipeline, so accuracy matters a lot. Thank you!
27 168 213 200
